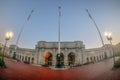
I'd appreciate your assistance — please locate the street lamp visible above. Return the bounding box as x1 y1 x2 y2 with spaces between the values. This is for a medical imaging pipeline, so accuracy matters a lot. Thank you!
105 32 112 44
2 31 13 63
104 32 115 65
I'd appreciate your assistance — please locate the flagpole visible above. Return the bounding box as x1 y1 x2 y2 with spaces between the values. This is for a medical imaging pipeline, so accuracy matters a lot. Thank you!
58 6 61 54
14 10 34 59
86 9 107 59
86 9 104 46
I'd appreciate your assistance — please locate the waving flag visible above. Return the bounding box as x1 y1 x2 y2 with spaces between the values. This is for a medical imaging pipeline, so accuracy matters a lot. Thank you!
27 10 34 21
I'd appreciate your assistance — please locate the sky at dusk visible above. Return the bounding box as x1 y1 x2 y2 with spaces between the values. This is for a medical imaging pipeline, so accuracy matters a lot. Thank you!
0 0 120 49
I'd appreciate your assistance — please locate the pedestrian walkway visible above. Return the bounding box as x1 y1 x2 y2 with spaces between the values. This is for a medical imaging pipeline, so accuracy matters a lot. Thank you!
0 57 120 80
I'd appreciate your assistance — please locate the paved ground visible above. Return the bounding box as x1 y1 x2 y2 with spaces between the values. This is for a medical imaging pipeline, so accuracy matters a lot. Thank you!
0 58 120 80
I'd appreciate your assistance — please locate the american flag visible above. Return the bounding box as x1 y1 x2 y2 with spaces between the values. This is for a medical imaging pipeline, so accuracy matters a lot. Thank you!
58 6 61 16
86 9 93 20
27 10 34 21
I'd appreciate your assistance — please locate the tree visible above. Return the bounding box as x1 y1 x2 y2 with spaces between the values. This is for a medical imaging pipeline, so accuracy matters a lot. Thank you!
0 46 6 68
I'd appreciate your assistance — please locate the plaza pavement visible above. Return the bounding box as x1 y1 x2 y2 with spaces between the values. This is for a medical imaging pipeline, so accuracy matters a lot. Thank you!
0 57 120 80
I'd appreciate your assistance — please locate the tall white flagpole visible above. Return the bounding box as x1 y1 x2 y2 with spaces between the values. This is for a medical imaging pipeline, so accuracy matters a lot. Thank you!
86 9 108 59
58 6 61 54
86 9 104 46
14 10 34 56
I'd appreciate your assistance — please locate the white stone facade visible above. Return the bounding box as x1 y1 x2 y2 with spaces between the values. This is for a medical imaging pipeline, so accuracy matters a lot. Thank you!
34 41 85 66
8 41 120 66
9 45 35 64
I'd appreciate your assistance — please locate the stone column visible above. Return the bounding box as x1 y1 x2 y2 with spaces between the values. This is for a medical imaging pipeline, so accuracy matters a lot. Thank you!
23 56 25 62
37 49 40 64
64 48 68 66
52 48 56 66
64 54 68 66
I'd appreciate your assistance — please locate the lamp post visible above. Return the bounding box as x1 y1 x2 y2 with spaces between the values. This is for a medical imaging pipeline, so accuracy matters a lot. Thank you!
2 32 13 62
104 32 115 65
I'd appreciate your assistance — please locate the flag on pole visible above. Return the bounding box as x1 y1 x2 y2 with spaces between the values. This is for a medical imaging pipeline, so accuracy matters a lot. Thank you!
86 9 93 20
86 9 105 46
27 10 34 21
58 6 61 16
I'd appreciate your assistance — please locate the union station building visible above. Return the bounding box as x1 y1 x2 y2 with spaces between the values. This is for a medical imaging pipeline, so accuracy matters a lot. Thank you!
8 41 120 67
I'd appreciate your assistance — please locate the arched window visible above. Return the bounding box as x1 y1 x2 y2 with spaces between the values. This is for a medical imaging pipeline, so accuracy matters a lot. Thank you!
86 57 89 63
68 52 75 65
44 52 53 66
56 53 64 66
90 57 92 62
97 56 99 61
31 57 34 64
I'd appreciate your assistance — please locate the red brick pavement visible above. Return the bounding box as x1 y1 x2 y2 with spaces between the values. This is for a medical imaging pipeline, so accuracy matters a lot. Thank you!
0 58 120 80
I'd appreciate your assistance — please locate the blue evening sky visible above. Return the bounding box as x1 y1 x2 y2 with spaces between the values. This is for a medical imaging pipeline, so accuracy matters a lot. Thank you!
0 0 120 49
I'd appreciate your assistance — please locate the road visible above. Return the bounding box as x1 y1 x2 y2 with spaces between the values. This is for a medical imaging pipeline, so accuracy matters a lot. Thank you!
0 57 120 80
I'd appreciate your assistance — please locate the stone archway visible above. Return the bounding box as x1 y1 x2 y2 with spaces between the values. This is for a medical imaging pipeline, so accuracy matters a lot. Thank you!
12 52 16 59
25 56 27 62
28 57 30 63
22 56 24 61
86 57 89 63
31 57 34 64
56 53 64 67
68 52 75 66
44 52 52 66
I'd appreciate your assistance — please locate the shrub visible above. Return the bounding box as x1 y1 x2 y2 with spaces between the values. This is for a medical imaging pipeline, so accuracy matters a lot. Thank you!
0 56 6 68
114 59 120 68
0 59 6 68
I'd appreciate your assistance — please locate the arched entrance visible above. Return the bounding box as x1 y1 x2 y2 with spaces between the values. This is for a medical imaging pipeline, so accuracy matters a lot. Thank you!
94 56 96 62
28 57 30 63
25 56 27 62
68 52 75 65
44 52 52 66
22 56 24 61
12 52 16 59
86 57 89 63
56 53 64 67
31 57 34 64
